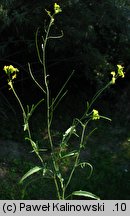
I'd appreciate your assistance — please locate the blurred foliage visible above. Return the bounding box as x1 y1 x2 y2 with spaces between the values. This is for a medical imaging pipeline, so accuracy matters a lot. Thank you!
0 0 130 200
0 0 130 90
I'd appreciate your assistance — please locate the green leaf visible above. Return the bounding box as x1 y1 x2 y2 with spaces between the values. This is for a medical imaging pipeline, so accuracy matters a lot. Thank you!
25 138 38 151
100 115 111 121
87 101 89 110
61 125 78 148
60 150 78 159
77 162 93 169
19 166 42 184
77 162 93 179
63 126 76 138
23 122 28 131
82 128 97 148
72 190 100 200
31 148 47 153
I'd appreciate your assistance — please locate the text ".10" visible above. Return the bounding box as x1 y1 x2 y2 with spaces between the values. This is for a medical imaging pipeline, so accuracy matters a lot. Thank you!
114 203 126 211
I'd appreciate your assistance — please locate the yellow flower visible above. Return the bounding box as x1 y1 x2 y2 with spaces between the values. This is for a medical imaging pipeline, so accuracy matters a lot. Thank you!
110 71 116 84
111 71 116 77
12 73 17 80
54 3 62 14
3 65 19 84
3 65 19 75
117 64 123 70
92 109 100 120
117 64 125 78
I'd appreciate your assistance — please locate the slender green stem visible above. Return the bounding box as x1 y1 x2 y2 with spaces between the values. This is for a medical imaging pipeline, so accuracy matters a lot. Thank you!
42 17 61 198
54 174 61 199
65 124 86 191
62 189 65 200
10 82 25 116
87 82 111 113
10 81 44 164
50 70 74 110
42 19 54 151
35 27 43 64
77 82 111 124
28 62 46 94
27 127 44 164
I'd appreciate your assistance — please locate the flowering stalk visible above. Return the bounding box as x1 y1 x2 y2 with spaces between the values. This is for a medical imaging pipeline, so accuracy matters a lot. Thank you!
3 65 44 164
3 2 125 200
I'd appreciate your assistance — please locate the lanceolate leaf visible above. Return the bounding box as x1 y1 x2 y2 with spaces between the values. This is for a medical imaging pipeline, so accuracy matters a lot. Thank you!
72 190 100 200
60 150 78 159
19 166 42 184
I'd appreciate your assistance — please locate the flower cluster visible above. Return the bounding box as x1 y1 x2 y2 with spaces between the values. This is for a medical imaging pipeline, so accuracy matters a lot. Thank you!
92 109 100 120
54 3 62 14
46 3 62 21
3 65 19 80
3 65 19 89
111 64 125 84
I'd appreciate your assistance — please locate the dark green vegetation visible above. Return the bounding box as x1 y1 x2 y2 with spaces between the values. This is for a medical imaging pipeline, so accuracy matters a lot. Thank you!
0 0 130 199
0 92 130 199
